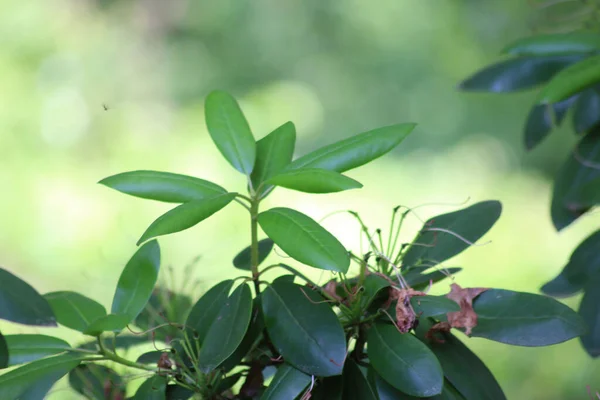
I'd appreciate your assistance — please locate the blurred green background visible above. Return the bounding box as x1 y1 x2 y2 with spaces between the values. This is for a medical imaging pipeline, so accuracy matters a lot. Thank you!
1 0 599 398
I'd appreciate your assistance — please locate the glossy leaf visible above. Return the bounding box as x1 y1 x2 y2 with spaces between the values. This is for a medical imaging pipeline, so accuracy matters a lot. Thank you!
0 267 56 326
232 238 274 271
551 127 600 230
368 323 443 397
45 291 106 333
458 55 584 92
258 207 350 273
186 279 234 343
403 267 463 290
220 297 264 372
573 86 600 134
368 367 461 400
4 335 70 366
69 364 124 400
579 275 600 357
261 364 311 400
524 96 575 150
198 283 253 373
410 295 460 318
0 353 85 399
288 123 415 173
133 375 167 400
401 201 502 268
0 332 7 369
470 289 587 346
262 281 347 376
112 240 161 324
83 314 130 336
205 90 256 174
538 54 600 104
267 168 363 194
502 32 600 55
342 360 378 400
541 230 600 297
251 121 296 194
98 170 226 203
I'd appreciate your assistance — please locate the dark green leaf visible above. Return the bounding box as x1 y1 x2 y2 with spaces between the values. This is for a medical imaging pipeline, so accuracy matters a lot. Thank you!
361 274 391 310
551 127 600 230
137 193 236 245
538 54 600 104
199 283 253 373
541 230 600 297
458 55 584 92
368 323 443 397
166 384 194 400
44 291 106 333
133 375 167 400
573 86 600 134
342 360 378 400
137 351 164 364
0 332 7 369
259 207 350 273
98 170 226 203
214 373 242 395
577 177 600 210
261 364 311 400
470 289 587 346
410 295 460 318
0 353 85 399
312 376 343 400
272 274 296 285
205 90 256 175
4 335 70 366
233 239 274 271
502 32 600 55
112 240 161 323
83 314 130 336
251 121 296 195
288 123 415 173
524 96 575 150
401 201 502 269
220 298 264 372
135 288 192 342
262 281 346 377
368 367 420 400
0 267 56 326
267 168 363 194
579 275 600 357
69 364 124 400
186 280 234 344
403 267 463 290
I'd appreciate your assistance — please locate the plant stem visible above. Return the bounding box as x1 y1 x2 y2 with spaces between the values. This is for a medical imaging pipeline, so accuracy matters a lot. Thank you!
250 198 261 293
97 337 158 373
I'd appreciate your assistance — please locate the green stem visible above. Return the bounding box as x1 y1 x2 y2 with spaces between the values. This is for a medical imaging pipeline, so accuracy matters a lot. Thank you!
97 337 158 373
250 199 260 287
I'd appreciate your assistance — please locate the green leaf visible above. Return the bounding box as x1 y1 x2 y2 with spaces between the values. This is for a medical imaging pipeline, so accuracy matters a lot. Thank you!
267 168 363 194
214 373 242 395
551 127 600 230
470 289 587 346
83 314 130 336
44 291 107 333
98 170 226 203
166 384 195 400
403 267 463 290
538 54 600 104
261 364 311 400
458 55 584 92
111 240 161 324
573 86 600 134
137 350 164 364
4 335 71 367
0 353 85 399
258 207 350 273
312 376 343 400
401 201 502 269
69 364 124 400
0 332 7 369
220 298 264 372
361 274 391 310
0 267 56 326
205 90 256 174
410 295 460 318
288 123 415 173
502 32 600 55
133 375 167 400
198 283 253 373
251 121 296 195
577 177 600 210
186 280 234 344
415 319 506 400
262 281 347 377
524 97 574 150
135 288 192 342
579 275 600 357
342 360 378 400
541 230 600 297
137 193 236 244
368 323 443 397
233 238 274 271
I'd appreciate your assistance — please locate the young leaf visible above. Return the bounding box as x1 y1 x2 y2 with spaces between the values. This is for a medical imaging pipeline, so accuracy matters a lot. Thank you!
258 207 350 273
368 323 443 397
260 364 311 400
262 281 347 376
0 267 56 326
470 289 587 346
458 55 585 92
250 121 296 194
4 335 71 367
410 295 460 318
342 359 378 400
44 291 107 333
205 90 256 175
0 332 7 369
112 240 161 323
186 280 234 344
98 170 227 203
267 168 363 194
137 193 236 244
133 375 167 400
573 86 600 134
198 283 253 373
538 54 600 104
69 364 124 400
288 123 415 173
83 314 130 336
579 275 600 357
502 32 600 56
401 201 502 269
524 96 575 150
233 238 274 271
0 353 86 399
